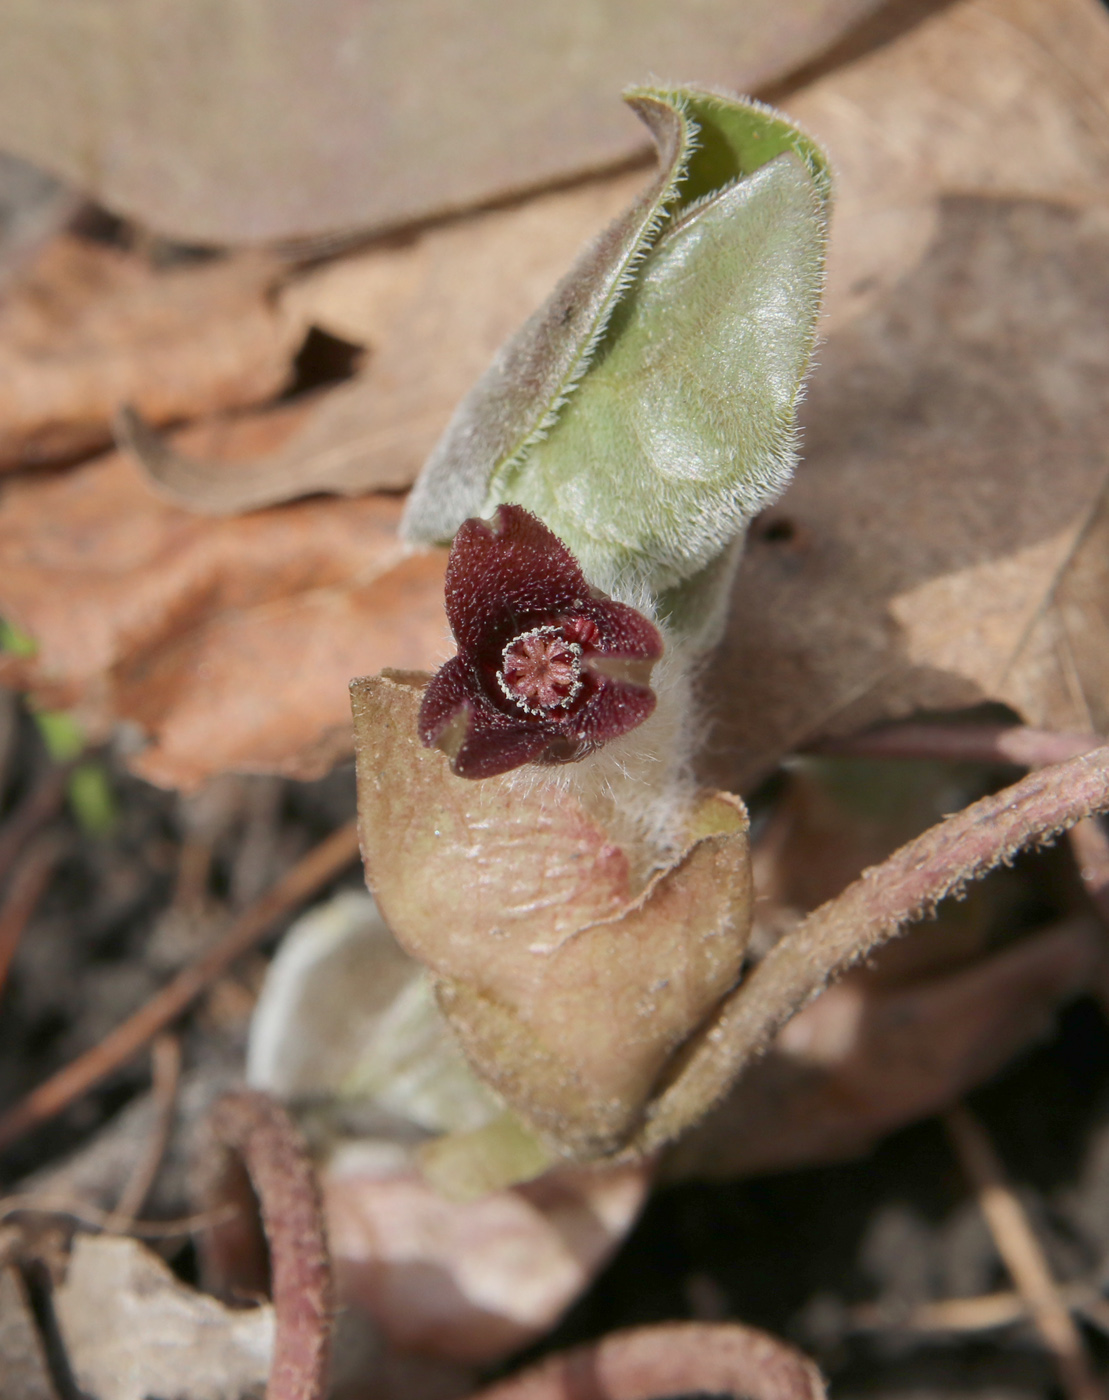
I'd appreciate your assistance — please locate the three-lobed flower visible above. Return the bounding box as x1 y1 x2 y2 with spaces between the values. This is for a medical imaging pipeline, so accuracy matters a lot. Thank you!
418 503 663 779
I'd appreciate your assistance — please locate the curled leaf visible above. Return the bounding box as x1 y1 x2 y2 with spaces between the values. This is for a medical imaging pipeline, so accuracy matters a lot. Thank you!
404 86 829 623
351 670 751 1159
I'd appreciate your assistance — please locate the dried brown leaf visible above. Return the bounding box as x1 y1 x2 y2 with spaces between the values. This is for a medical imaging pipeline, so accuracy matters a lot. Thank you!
0 234 303 470
0 1 883 244
0 406 448 788
124 174 642 511
351 671 752 1158
704 0 1109 786
54 1235 273 1400
8 0 1108 800
0 151 78 295
324 1151 649 1365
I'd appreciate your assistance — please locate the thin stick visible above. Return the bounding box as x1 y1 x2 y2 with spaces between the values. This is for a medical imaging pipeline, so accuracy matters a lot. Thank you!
630 746 1109 1156
208 1090 332 1400
0 1195 235 1239
0 833 64 1001
103 1033 182 1233
849 1283 1104 1336
945 1104 1105 1400
810 723 1103 770
0 764 68 889
0 819 360 1154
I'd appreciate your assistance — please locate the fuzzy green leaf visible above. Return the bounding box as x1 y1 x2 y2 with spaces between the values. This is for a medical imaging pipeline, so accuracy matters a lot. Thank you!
488 154 826 597
403 85 829 622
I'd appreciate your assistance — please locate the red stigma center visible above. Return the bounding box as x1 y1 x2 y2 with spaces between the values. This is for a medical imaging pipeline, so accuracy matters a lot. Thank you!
497 626 583 715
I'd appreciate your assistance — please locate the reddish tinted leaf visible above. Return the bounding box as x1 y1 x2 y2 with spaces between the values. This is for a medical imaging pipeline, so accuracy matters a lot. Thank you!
352 671 751 1157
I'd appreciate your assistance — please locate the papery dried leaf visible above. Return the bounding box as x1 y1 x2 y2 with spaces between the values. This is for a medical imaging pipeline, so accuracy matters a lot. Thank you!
1004 478 1109 735
54 1236 273 1400
125 174 643 512
324 1147 649 1364
797 0 1109 336
351 671 751 1157
704 0 1109 784
0 234 303 470
0 0 880 244
0 405 449 789
0 1265 57 1400
405 88 829 611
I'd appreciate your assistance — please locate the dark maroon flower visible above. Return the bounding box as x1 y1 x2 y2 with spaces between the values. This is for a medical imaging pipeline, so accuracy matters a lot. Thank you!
419 504 663 779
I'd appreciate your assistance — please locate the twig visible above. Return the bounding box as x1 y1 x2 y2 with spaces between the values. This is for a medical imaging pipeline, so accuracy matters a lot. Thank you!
0 819 361 1154
851 1289 1046 1334
630 746 1109 1156
0 1195 235 1239
945 1104 1105 1400
0 763 68 889
208 1090 332 1400
103 1033 182 1233
810 722 1103 769
849 1283 1109 1336
0 833 65 1001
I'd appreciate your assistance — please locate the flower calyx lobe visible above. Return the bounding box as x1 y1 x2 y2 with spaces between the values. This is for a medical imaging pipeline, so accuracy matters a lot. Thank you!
418 504 663 779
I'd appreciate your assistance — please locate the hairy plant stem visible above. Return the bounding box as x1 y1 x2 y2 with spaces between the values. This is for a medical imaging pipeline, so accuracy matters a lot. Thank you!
208 1091 332 1400
810 722 1102 768
628 746 1109 1157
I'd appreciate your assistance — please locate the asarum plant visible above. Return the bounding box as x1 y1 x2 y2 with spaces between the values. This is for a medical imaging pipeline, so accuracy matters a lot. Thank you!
341 85 832 1185
238 86 836 1193
418 504 663 779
